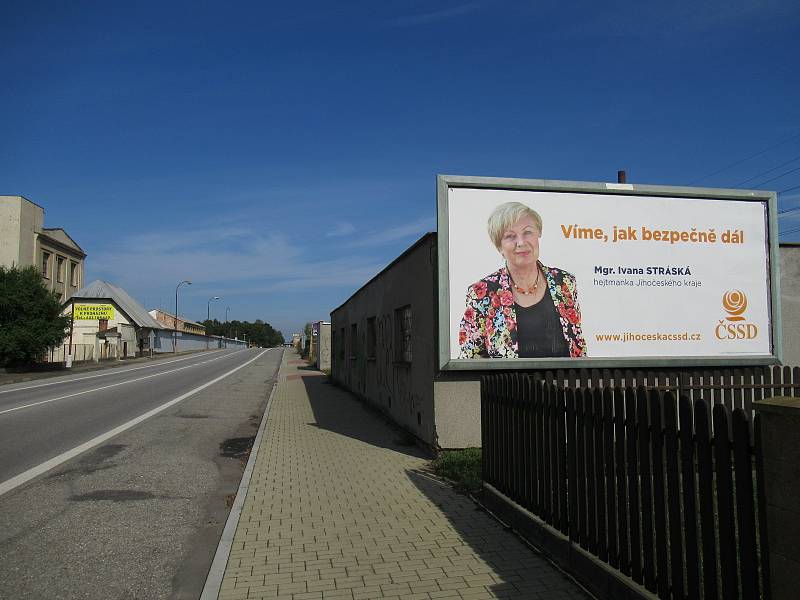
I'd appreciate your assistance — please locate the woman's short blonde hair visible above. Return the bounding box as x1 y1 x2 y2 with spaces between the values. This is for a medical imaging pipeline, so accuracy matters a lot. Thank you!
487 202 543 249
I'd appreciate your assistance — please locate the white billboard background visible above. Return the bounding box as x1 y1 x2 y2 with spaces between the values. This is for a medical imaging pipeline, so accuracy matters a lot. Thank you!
447 187 772 360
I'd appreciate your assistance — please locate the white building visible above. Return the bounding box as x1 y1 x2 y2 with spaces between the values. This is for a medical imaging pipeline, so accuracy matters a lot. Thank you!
63 280 167 361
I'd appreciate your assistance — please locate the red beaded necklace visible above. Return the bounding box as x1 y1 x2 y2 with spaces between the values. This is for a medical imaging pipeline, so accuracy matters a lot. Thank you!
510 269 540 295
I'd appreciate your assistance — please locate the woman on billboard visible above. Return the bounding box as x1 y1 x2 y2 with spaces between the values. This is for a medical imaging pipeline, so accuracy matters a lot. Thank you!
458 202 587 358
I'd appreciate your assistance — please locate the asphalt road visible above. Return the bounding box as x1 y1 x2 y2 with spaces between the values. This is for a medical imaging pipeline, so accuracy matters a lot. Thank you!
0 347 283 600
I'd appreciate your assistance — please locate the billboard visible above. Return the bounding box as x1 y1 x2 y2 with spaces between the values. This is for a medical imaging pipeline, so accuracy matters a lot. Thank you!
437 175 781 370
74 304 115 320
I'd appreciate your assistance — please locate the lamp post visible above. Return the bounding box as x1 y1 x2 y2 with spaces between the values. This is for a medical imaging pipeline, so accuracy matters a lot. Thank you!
225 306 230 348
174 280 192 353
207 296 220 349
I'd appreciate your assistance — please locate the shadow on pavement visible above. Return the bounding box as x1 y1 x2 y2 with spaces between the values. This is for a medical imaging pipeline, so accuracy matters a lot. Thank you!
300 371 430 459
296 366 589 599
406 469 591 599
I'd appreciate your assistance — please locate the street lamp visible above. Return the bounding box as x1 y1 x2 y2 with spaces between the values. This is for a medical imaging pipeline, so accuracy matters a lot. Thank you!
225 306 230 348
174 280 192 353
207 296 220 349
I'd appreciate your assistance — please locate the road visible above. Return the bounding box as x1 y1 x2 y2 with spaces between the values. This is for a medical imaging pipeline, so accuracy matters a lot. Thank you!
0 347 282 600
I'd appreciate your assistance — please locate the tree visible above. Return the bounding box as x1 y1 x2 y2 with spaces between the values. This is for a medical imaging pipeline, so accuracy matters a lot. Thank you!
302 322 313 357
0 266 71 365
199 317 284 347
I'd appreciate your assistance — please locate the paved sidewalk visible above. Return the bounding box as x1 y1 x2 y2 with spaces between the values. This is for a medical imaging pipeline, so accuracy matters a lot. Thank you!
215 351 590 600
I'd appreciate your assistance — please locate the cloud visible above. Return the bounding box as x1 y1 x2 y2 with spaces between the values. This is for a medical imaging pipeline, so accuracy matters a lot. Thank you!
327 221 356 237
82 196 435 332
87 221 388 302
387 2 483 27
345 215 434 247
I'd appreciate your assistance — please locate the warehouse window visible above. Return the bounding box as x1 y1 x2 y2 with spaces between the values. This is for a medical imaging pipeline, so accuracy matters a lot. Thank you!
395 305 412 363
350 323 358 359
366 317 376 359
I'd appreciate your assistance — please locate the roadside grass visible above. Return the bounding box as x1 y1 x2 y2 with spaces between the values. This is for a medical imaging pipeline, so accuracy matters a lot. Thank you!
431 448 482 493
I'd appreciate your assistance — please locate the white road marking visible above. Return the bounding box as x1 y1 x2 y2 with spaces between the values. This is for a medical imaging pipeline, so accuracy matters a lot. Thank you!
0 349 232 395
0 350 246 416
0 349 271 498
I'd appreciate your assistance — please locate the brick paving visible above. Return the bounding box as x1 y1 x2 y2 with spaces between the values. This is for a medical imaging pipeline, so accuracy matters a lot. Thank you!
217 352 590 600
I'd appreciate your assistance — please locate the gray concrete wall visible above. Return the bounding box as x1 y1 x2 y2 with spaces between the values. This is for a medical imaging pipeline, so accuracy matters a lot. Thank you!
754 397 800 600
432 379 481 448
331 239 799 450
331 234 440 446
316 323 331 371
152 330 247 353
779 244 800 366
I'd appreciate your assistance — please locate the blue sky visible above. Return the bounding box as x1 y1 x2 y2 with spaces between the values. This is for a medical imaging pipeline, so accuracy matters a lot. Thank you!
2 1 799 339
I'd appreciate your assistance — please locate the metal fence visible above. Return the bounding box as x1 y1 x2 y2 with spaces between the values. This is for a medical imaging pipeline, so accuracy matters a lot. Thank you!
41 343 111 363
523 365 800 415
39 334 249 364
482 371 773 600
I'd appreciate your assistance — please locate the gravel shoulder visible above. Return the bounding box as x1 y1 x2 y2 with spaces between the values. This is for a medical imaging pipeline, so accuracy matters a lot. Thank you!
0 348 282 600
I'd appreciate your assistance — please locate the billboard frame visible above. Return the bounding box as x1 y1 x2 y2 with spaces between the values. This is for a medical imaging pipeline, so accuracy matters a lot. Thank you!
437 174 782 371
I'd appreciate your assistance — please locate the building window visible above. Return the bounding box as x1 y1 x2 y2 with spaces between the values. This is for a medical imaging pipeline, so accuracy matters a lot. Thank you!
395 305 412 363
366 317 376 359
70 262 79 286
42 251 51 278
56 256 65 283
339 328 345 359
350 323 358 359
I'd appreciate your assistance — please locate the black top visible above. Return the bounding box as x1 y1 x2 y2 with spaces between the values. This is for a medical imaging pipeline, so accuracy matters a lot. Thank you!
515 298 569 358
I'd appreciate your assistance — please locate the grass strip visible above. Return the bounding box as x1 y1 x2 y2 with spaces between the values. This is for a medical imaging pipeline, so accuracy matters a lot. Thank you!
431 448 482 493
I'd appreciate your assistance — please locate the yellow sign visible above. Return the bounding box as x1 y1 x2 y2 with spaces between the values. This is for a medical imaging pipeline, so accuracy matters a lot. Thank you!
74 304 115 320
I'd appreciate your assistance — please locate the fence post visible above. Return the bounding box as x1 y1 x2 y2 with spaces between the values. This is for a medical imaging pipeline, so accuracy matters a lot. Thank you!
754 397 800 600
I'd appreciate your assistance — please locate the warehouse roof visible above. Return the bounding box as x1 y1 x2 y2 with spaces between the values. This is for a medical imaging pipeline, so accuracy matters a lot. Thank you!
66 280 165 330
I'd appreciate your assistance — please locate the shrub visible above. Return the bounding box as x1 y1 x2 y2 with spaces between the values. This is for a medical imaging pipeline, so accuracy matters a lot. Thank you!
431 448 482 492
0 266 70 366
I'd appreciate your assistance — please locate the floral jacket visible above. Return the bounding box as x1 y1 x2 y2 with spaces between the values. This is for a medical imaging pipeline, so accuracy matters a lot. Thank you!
458 264 587 359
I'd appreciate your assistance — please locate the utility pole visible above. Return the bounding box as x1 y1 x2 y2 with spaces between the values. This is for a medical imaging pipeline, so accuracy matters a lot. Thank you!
225 306 230 349
207 296 220 349
174 280 192 353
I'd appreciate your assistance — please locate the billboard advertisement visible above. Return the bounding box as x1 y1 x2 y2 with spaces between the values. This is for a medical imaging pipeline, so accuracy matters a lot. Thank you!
437 175 781 370
73 304 115 320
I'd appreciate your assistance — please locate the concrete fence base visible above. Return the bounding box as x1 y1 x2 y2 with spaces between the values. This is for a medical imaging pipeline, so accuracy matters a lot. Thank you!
480 484 658 600
755 397 800 600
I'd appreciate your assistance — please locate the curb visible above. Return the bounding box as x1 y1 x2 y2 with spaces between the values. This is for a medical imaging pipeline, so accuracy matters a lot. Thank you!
199 349 286 600
0 348 225 386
